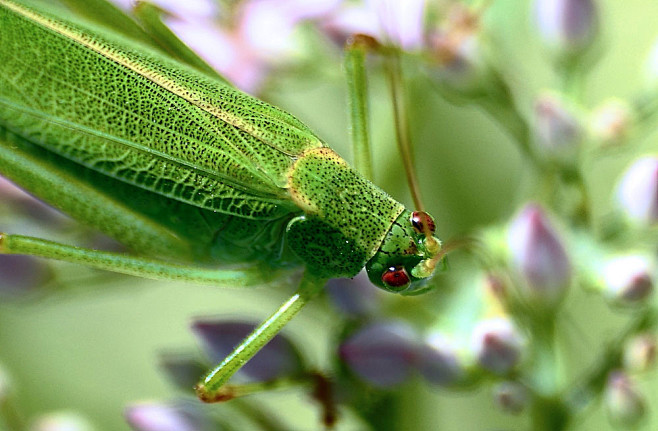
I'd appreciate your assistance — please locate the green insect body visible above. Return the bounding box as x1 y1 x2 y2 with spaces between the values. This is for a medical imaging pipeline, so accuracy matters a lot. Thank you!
0 0 442 400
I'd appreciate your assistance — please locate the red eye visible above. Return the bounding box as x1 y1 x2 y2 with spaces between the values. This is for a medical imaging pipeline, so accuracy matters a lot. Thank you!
381 266 411 289
411 211 436 235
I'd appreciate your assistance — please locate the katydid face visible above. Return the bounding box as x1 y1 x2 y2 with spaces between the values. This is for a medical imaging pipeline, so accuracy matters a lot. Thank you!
366 210 442 295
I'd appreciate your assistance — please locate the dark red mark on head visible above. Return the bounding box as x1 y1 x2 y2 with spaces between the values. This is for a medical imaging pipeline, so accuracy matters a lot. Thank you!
382 266 411 289
411 211 436 235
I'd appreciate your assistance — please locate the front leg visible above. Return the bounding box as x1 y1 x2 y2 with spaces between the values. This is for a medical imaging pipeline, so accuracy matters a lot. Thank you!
195 271 326 402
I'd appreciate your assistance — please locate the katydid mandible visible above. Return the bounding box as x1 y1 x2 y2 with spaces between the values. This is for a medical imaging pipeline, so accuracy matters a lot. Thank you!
0 0 443 401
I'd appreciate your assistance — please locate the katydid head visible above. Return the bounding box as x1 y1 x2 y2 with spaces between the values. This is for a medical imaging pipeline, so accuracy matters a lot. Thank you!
366 210 443 295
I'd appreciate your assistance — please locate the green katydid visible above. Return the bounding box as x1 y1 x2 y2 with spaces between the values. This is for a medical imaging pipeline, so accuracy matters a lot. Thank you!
0 0 444 402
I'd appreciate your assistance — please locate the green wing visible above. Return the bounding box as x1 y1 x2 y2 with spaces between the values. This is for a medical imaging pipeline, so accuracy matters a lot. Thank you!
0 0 324 220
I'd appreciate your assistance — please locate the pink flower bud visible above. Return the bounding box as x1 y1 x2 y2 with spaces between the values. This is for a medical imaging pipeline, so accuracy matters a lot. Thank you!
617 157 658 226
602 255 654 305
427 6 491 96
605 371 647 428
326 270 384 316
493 381 529 414
418 332 467 387
508 205 572 308
623 334 657 373
471 317 524 375
192 320 303 381
589 99 633 146
339 321 419 387
533 93 583 163
126 402 210 431
321 0 426 50
534 0 598 57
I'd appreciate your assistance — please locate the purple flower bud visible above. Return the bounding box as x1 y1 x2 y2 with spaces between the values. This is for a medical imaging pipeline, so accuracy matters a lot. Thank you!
508 204 572 308
534 0 598 57
153 0 339 93
533 93 584 163
417 332 467 387
339 321 419 387
623 334 657 373
470 317 524 375
326 270 383 316
426 6 490 96
125 402 211 431
191 320 303 381
370 0 426 50
31 412 95 431
617 157 658 226
0 255 51 296
320 0 426 50
605 371 646 428
589 99 633 147
493 381 529 415
602 255 654 305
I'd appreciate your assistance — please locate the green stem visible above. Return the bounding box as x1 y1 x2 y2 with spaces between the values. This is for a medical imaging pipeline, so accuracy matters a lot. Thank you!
565 309 656 417
529 320 570 431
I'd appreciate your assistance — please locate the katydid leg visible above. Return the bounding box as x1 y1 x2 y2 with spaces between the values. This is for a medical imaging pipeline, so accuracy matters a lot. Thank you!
195 272 326 402
344 35 375 181
0 233 281 287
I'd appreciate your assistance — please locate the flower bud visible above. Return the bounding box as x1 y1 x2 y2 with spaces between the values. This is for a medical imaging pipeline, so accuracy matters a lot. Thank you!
339 321 419 387
427 6 491 97
534 0 598 58
605 371 646 429
326 270 383 316
0 255 51 296
125 402 211 431
493 381 529 415
533 92 584 164
602 255 654 306
470 317 524 375
589 99 633 147
508 204 572 309
191 320 303 381
417 332 468 387
31 411 95 431
617 157 658 226
623 334 657 373
320 0 425 50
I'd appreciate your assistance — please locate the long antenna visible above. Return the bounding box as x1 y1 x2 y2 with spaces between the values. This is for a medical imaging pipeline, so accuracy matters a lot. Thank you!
385 51 426 212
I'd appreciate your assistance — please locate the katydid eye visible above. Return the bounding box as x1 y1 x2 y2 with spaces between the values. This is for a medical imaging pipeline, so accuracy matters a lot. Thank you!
381 266 410 289
411 211 436 235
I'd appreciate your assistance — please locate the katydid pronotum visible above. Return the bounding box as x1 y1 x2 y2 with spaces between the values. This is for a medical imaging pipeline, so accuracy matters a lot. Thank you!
0 0 444 403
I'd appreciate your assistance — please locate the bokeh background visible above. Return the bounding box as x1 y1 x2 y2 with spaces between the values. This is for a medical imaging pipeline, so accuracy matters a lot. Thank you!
1 0 658 429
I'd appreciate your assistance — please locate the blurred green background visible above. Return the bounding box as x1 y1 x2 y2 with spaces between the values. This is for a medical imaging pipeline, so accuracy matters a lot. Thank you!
1 0 658 429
